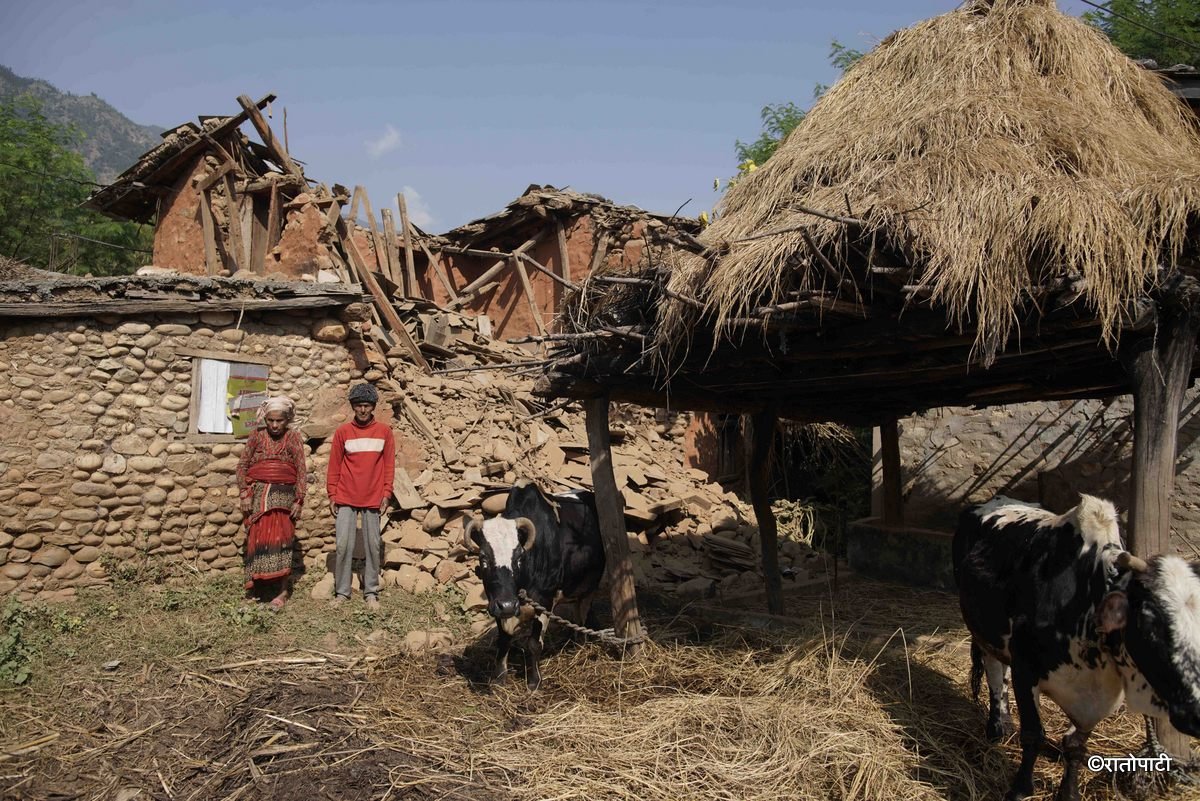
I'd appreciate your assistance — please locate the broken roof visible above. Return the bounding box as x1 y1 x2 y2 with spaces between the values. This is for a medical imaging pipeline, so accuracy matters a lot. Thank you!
439 185 701 249
83 93 305 224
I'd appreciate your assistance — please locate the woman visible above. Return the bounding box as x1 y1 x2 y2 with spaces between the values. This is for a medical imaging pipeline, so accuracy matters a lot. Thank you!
235 396 306 610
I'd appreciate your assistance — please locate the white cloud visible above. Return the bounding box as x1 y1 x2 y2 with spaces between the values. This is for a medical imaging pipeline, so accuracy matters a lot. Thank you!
398 186 434 229
365 125 401 159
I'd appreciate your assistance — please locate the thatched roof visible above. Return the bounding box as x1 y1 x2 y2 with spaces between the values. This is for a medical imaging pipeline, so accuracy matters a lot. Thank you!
537 0 1200 423
663 0 1200 362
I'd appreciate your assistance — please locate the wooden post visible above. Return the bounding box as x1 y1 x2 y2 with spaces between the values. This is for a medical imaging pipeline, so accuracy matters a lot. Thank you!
222 173 245 274
236 94 303 178
555 219 571 311
420 241 459 302
512 255 546 335
880 417 903 526
397 193 420 298
199 189 218 276
585 394 645 654
354 186 386 276
380 208 403 289
1120 298 1200 557
266 181 281 253
747 410 783 615
335 210 431 374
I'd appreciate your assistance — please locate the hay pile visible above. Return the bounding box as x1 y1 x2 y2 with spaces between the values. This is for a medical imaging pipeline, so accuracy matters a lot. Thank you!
378 637 944 801
662 0 1200 361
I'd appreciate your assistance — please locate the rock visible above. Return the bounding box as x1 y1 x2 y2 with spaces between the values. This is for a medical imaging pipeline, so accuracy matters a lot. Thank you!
74 453 104 471
13 533 41 551
403 628 452 655
710 511 739 533
309 575 333 599
312 319 348 343
73 546 102 563
127 456 164 472
676 576 716 600
395 564 427 593
53 559 85 580
32 546 70 567
480 493 507 515
461 581 488 612
112 435 149 456
117 322 151 335
35 450 72 470
433 558 463 584
101 454 128 475
383 548 418 568
160 394 189 412
398 524 433 552
421 506 446 534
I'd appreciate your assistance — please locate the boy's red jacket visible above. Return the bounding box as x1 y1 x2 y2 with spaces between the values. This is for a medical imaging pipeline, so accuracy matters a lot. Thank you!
326 418 395 507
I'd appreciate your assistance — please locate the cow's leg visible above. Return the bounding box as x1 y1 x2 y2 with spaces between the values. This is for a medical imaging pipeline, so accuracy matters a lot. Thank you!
525 611 550 691
492 622 513 684
1055 724 1092 801
982 652 1015 741
1007 667 1045 801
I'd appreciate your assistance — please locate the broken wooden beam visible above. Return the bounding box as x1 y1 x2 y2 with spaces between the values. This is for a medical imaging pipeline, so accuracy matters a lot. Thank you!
397 193 420 298
512 255 546 336
237 93 303 178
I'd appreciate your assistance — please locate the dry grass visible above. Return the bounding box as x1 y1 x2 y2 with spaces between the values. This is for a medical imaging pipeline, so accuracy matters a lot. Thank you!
654 0 1200 363
3 573 1199 800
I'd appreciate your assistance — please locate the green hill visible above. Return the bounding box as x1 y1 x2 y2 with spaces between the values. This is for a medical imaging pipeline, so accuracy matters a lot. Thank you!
0 65 164 183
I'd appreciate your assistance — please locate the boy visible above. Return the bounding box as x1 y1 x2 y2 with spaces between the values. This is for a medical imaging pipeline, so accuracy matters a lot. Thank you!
327 382 394 609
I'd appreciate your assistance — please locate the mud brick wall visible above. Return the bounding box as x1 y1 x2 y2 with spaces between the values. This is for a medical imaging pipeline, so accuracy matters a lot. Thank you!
894 394 1200 556
0 309 370 601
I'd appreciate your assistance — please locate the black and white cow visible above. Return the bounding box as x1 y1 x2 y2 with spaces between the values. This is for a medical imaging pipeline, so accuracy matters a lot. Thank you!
463 479 607 690
954 494 1200 801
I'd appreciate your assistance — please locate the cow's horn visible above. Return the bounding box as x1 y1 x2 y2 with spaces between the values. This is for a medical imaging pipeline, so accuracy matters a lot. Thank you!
515 517 537 551
1118 552 1149 573
463 517 483 553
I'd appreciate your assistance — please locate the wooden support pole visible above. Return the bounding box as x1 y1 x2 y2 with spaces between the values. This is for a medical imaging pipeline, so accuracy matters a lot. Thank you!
880 417 903 526
335 209 431 374
397 193 420 298
380 208 403 288
1121 300 1200 557
354 186 386 276
519 252 579 292
420 241 459 301
222 173 246 273
586 394 645 654
266 182 281 252
236 94 303 178
199 189 218 276
446 231 545 310
555 219 571 310
747 410 783 615
512 255 546 336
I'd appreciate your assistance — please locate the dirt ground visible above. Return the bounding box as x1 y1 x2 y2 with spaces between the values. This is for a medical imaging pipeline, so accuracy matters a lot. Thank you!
1 569 1197 801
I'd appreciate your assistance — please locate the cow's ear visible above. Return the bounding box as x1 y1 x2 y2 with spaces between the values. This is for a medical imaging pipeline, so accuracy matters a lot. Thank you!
463 518 484 553
1099 591 1129 634
515 517 537 551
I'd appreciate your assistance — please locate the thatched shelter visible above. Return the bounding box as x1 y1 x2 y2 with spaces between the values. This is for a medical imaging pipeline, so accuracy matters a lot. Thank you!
535 0 1200 630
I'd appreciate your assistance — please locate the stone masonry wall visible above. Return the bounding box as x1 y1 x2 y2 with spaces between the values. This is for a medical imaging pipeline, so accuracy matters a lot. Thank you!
0 308 368 601
894 391 1200 556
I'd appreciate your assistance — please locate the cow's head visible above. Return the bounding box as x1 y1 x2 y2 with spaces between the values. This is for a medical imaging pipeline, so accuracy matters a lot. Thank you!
464 514 538 621
1100 552 1200 736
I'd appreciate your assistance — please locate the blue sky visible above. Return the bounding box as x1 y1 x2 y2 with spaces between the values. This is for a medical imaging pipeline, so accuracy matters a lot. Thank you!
0 0 1091 233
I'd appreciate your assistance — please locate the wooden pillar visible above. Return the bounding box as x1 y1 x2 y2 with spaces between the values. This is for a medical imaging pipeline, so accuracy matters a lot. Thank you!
1120 300 1200 557
747 410 783 615
585 395 645 654
880 417 903 526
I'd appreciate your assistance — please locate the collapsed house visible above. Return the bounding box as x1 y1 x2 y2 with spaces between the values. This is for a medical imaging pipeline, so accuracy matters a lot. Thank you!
2 95 822 605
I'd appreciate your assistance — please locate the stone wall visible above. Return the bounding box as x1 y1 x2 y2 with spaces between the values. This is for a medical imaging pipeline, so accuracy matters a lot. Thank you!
0 307 370 601
893 391 1200 556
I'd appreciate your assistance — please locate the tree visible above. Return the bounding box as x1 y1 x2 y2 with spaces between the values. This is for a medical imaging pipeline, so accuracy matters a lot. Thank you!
728 41 865 183
1084 0 1200 67
0 94 150 276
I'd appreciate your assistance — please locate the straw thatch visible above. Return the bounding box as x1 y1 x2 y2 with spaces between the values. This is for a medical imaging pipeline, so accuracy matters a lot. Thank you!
660 0 1200 362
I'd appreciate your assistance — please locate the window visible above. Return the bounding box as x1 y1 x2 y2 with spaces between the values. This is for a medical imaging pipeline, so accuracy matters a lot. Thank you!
181 348 272 440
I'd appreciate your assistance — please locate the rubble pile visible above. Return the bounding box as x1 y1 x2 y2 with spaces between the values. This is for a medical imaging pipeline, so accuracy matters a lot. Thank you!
303 311 829 614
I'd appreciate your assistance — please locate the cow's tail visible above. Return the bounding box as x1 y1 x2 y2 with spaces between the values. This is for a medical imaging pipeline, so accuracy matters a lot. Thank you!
969 639 984 705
